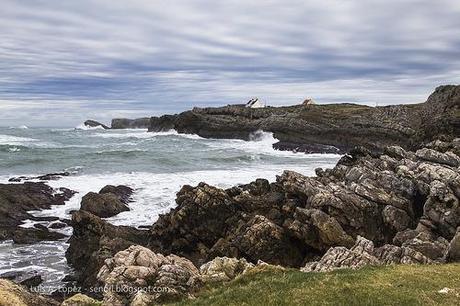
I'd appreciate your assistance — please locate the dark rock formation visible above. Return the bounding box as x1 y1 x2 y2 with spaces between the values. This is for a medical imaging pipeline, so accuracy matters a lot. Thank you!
149 115 177 132
66 210 148 290
84 120 110 129
0 182 75 241
149 85 460 153
12 227 67 244
148 138 460 266
8 172 71 183
80 185 132 218
111 117 150 129
66 138 460 291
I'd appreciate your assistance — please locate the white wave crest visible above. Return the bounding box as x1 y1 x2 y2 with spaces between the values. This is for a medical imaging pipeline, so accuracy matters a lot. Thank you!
0 134 37 145
74 124 105 131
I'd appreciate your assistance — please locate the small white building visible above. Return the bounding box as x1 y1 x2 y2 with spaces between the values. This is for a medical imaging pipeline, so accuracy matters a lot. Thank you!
245 97 265 108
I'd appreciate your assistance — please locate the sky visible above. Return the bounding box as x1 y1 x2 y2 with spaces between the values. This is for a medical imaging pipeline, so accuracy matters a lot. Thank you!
1 0 460 127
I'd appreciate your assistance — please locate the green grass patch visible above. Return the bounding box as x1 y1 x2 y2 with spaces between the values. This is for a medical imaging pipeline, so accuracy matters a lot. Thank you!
173 264 460 306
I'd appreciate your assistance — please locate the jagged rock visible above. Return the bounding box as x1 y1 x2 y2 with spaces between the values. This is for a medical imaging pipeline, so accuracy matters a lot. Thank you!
231 215 304 267
84 120 109 129
301 236 381 272
199 257 254 283
0 182 75 241
111 118 150 129
374 244 432 264
302 236 433 272
61 293 100 306
415 148 460 167
80 185 132 218
0 279 58 306
97 245 201 305
289 208 354 251
400 232 449 260
67 138 460 292
446 228 460 262
65 210 148 290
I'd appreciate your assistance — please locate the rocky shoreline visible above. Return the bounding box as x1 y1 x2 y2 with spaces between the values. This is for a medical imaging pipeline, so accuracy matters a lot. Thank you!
147 85 460 154
3 137 447 305
2 85 459 305
1 138 459 304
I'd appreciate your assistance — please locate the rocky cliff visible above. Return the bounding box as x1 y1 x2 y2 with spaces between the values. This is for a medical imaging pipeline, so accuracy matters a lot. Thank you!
111 117 150 129
149 85 460 153
66 138 460 290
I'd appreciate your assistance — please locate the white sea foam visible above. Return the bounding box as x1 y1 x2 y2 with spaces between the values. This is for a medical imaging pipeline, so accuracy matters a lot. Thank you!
9 125 28 130
0 134 37 146
38 156 339 227
88 129 203 140
0 127 342 287
74 124 105 130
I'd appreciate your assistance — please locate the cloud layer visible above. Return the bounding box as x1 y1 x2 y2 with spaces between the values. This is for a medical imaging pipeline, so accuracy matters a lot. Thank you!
1 0 460 126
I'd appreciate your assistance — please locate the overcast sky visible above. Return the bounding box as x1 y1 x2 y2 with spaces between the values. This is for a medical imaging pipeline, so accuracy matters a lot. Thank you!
1 0 460 127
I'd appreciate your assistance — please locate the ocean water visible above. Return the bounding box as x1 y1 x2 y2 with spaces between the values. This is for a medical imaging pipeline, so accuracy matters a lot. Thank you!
0 126 341 292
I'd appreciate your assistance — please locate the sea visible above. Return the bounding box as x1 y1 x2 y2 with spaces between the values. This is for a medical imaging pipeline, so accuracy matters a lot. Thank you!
0 125 341 292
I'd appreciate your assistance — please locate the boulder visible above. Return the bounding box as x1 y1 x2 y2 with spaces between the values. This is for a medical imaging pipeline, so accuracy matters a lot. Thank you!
80 185 133 218
446 228 460 262
96 245 201 305
199 257 254 283
61 293 100 306
301 236 381 272
0 279 58 306
302 236 433 272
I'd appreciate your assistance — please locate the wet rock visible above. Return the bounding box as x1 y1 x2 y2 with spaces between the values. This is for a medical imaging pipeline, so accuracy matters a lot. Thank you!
80 185 133 218
48 221 67 229
12 227 66 244
84 120 109 129
0 182 75 241
97 245 201 305
19 275 43 288
8 172 71 183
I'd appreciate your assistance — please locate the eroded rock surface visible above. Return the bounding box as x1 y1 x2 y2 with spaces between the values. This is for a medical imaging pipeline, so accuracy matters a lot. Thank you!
96 245 200 305
67 138 460 291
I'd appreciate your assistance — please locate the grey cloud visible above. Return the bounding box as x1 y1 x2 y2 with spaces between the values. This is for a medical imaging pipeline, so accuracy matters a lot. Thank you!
0 0 459 126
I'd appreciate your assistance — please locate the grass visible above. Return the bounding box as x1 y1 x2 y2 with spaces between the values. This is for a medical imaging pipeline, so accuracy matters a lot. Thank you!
173 264 460 306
